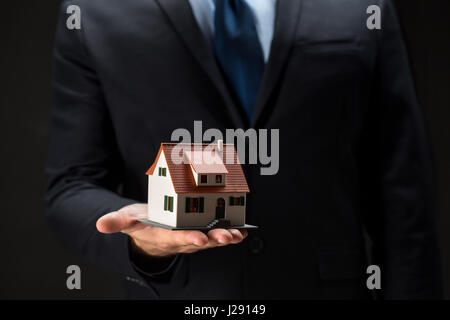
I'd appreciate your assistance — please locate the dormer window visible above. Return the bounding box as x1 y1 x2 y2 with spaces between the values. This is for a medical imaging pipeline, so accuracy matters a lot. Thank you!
184 149 228 187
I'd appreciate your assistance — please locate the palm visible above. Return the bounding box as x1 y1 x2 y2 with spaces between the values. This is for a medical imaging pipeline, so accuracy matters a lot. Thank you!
97 203 248 257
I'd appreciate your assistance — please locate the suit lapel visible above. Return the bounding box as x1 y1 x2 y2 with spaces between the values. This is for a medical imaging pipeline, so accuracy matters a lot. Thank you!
252 0 304 127
155 0 245 128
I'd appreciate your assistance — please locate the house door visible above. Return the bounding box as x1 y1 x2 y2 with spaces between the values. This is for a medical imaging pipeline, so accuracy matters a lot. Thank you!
215 198 225 219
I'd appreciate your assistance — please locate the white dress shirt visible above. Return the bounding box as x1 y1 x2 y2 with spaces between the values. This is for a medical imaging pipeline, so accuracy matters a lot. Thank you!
188 0 277 62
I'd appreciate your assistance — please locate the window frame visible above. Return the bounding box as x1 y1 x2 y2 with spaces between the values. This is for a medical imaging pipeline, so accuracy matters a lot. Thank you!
229 196 245 206
158 167 167 176
185 197 205 213
164 195 173 212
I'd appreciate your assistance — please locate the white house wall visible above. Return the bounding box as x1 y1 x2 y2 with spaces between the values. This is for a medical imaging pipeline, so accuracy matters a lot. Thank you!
147 152 177 227
190 165 199 185
176 193 246 228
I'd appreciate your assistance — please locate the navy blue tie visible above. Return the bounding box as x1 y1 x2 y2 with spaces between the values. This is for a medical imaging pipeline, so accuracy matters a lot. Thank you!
214 0 265 121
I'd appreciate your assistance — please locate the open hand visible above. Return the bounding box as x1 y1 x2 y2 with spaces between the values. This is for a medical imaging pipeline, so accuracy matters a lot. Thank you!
96 203 248 257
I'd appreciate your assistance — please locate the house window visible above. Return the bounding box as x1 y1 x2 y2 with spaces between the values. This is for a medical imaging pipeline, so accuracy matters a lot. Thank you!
215 175 223 184
185 197 204 213
229 196 245 206
158 167 167 177
164 196 173 212
200 175 207 184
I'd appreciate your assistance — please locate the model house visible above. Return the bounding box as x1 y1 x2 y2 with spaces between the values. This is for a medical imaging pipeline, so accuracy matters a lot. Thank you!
145 141 251 229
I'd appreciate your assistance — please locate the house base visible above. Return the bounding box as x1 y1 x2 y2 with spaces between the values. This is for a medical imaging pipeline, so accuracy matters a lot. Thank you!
138 219 258 231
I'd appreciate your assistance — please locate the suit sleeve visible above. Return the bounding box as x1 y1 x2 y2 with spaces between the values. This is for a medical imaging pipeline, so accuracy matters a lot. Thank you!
45 2 173 290
364 0 443 299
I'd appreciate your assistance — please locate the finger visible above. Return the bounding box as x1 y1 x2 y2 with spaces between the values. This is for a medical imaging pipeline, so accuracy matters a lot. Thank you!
207 229 233 244
177 244 210 254
171 230 209 247
96 211 140 234
121 222 149 234
119 203 148 220
228 229 245 244
125 227 209 253
177 238 226 253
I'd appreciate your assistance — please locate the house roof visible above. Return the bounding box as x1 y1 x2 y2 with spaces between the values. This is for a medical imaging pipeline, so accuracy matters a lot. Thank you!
184 150 229 174
146 143 250 194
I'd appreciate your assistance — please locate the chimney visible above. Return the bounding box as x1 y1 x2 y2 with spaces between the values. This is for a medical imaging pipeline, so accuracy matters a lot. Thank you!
217 139 223 152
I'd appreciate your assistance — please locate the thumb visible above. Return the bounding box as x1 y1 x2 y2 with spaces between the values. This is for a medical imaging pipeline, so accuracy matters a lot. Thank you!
96 211 137 234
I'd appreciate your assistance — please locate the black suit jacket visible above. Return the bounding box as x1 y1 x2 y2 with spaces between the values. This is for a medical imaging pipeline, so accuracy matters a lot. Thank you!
45 0 442 299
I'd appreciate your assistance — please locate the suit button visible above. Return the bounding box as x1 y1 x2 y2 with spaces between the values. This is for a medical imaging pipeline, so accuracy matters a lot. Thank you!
248 236 264 254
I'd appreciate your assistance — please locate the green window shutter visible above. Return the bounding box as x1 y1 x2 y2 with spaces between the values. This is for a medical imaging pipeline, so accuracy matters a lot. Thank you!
169 197 173 212
229 197 234 206
158 167 162 176
164 196 167 210
162 168 167 176
240 196 245 206
199 197 204 213
185 197 190 213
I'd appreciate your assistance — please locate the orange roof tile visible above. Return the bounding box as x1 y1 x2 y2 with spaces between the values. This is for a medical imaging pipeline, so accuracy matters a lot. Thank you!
146 145 163 175
146 143 250 194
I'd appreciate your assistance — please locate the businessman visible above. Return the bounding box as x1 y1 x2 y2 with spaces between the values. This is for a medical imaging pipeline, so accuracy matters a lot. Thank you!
46 0 442 299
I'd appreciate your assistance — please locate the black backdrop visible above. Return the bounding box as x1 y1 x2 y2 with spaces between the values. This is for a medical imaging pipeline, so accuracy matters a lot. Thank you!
0 1 449 299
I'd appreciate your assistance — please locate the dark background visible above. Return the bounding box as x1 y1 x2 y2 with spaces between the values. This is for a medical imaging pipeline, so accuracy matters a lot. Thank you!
0 1 449 299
